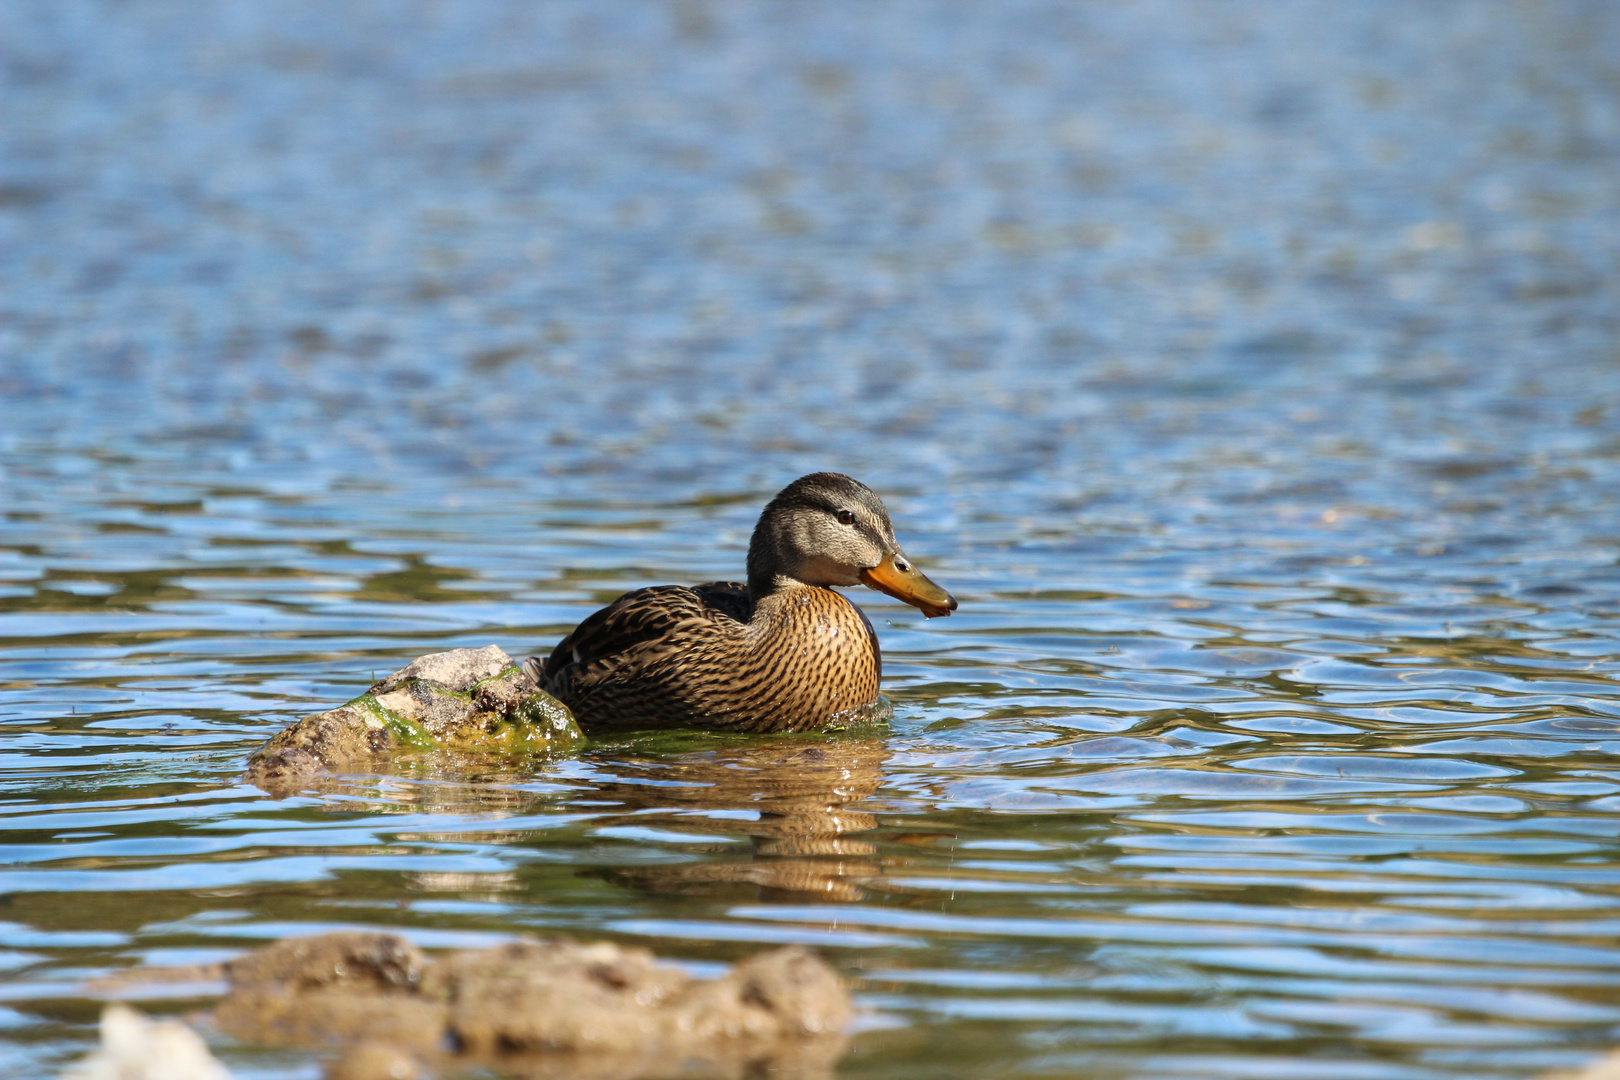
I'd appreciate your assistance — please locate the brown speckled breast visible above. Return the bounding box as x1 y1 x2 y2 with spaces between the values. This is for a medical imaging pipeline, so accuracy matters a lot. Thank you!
533 582 881 732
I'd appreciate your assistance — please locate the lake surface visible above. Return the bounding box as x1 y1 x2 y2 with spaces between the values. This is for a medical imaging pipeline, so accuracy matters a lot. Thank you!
4 1 1620 1077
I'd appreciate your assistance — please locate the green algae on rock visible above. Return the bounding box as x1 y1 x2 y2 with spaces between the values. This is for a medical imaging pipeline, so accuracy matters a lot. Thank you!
245 646 582 792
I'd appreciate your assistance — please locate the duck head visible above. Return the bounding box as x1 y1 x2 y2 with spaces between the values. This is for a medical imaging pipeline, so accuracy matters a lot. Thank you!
746 472 958 618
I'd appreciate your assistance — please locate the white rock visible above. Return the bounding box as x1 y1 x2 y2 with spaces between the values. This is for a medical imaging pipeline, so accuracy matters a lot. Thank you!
370 645 514 694
59 1004 233 1080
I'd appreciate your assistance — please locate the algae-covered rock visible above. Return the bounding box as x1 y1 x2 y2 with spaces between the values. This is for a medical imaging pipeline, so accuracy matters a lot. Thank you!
246 646 583 791
195 931 850 1080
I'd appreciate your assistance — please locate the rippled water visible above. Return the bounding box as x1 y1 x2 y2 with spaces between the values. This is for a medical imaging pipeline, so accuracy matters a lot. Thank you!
4 1 1620 1077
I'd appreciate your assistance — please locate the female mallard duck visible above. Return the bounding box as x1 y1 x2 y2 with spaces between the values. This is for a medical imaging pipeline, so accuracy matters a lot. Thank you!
523 472 956 732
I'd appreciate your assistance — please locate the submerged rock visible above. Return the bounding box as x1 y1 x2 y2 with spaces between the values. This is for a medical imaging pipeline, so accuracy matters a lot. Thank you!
199 931 850 1079
59 1004 234 1080
246 646 582 791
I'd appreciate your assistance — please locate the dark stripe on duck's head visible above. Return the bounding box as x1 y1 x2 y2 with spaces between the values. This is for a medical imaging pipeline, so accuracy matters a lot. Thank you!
760 473 890 524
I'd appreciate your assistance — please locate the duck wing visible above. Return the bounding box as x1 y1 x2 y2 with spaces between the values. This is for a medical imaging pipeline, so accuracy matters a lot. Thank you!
524 582 751 699
690 580 752 622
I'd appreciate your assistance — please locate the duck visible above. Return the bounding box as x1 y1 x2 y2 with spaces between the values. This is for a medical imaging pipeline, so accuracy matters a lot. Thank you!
522 472 957 732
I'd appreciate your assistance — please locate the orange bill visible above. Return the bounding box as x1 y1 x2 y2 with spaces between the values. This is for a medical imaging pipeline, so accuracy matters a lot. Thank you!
860 555 958 618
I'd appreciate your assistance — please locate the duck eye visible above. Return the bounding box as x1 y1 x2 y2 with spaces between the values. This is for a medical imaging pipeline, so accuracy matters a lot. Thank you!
835 509 856 525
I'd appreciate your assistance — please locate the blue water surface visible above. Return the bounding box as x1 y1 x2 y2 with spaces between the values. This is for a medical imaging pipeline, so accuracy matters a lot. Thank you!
3 2 1620 1077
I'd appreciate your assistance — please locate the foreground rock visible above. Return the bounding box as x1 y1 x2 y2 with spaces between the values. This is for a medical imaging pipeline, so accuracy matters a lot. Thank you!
246 646 581 791
142 931 851 1079
59 1004 233 1080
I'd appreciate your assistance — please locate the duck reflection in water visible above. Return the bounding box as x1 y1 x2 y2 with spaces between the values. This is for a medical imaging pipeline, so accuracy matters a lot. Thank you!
581 736 889 902
274 737 892 903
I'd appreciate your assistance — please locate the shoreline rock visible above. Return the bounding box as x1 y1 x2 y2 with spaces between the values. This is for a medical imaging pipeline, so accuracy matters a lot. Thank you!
110 931 851 1080
246 646 582 792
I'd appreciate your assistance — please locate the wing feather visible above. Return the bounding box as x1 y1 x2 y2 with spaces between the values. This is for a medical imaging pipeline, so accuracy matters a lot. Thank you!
531 582 750 704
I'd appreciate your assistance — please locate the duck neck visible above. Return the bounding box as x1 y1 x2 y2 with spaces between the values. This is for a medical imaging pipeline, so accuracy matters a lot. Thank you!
746 524 803 602
747 570 806 609
745 537 777 600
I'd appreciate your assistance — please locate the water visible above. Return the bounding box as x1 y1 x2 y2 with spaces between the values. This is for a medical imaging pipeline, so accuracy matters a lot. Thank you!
3 1 1620 1076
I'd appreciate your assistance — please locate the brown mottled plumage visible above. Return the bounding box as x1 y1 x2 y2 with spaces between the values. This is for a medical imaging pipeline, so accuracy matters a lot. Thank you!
524 473 957 732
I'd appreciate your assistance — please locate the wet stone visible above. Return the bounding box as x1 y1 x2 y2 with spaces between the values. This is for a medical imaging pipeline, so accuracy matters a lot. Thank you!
244 647 584 792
